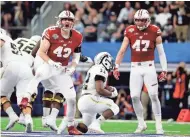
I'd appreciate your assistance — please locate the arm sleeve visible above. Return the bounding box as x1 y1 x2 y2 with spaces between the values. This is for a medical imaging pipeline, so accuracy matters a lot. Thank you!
72 52 81 64
156 43 167 72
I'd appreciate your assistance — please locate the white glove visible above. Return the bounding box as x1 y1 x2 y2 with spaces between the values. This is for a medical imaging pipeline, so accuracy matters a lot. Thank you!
86 57 93 63
48 59 62 69
66 67 75 76
110 86 118 98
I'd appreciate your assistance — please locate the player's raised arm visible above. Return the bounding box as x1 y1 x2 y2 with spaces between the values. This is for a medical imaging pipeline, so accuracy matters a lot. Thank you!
156 35 168 82
113 36 129 80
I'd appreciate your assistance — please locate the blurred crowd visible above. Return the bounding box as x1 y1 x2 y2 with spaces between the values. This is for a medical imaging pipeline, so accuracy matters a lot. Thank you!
64 1 190 43
1 1 190 42
1 1 44 39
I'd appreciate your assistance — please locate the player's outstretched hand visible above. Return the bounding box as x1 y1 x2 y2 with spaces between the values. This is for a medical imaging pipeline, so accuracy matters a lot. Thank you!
113 68 120 80
158 71 167 82
110 86 118 98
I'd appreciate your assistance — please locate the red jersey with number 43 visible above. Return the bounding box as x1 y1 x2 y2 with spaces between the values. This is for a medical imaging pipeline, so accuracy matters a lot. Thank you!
42 26 83 66
124 24 161 62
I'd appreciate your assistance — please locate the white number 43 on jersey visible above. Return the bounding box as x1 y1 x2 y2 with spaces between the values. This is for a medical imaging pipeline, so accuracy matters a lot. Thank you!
132 40 150 52
53 46 71 58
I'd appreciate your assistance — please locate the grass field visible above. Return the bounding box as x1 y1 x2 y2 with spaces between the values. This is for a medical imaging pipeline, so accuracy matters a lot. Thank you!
1 117 190 136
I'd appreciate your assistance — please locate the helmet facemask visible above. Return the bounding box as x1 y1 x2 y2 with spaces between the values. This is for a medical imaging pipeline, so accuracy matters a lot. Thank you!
56 10 75 31
134 9 151 30
94 52 114 72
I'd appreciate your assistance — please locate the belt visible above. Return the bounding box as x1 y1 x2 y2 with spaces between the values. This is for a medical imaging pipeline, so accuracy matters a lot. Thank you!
131 61 154 67
136 62 152 66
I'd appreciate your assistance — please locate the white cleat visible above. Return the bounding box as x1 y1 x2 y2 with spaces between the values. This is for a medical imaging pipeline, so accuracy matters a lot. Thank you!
25 115 33 133
134 124 147 133
18 113 26 127
42 116 48 128
57 119 68 134
46 116 58 132
87 120 105 134
156 123 164 134
156 128 164 134
6 114 19 130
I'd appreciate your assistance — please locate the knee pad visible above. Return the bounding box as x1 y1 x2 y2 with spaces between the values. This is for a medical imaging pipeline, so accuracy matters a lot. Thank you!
111 104 119 115
42 90 53 102
53 93 65 104
0 96 10 106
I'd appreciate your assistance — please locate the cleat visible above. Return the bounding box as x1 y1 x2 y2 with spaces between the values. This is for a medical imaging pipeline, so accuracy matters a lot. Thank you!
46 116 58 131
68 126 82 135
87 120 104 134
57 119 68 134
156 128 164 134
42 116 48 128
25 115 33 133
5 114 19 130
20 98 29 109
26 123 32 133
156 122 164 134
18 113 26 127
134 124 147 133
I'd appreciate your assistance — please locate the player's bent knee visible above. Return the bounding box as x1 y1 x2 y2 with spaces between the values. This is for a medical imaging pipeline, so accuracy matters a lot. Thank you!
0 96 10 106
53 93 65 104
111 104 119 115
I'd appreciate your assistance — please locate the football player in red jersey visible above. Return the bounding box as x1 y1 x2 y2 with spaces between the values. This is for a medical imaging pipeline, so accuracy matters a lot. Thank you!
20 10 83 135
113 9 167 134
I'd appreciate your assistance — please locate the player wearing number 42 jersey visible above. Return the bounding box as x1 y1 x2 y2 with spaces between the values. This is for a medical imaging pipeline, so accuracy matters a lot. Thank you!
113 9 167 134
20 10 83 135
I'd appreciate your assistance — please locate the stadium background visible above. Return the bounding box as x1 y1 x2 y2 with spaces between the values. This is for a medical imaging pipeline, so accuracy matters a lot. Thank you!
1 1 190 136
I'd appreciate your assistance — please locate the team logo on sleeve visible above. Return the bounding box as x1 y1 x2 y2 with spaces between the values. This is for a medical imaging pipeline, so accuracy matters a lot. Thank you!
128 28 134 33
52 34 59 40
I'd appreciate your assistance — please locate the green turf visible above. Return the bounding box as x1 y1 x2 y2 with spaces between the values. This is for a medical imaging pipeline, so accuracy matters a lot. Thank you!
1 117 190 136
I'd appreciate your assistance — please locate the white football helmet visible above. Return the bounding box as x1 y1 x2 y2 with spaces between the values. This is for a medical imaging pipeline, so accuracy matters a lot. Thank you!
94 52 114 72
30 35 41 43
56 10 75 30
0 28 7 35
134 9 151 30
